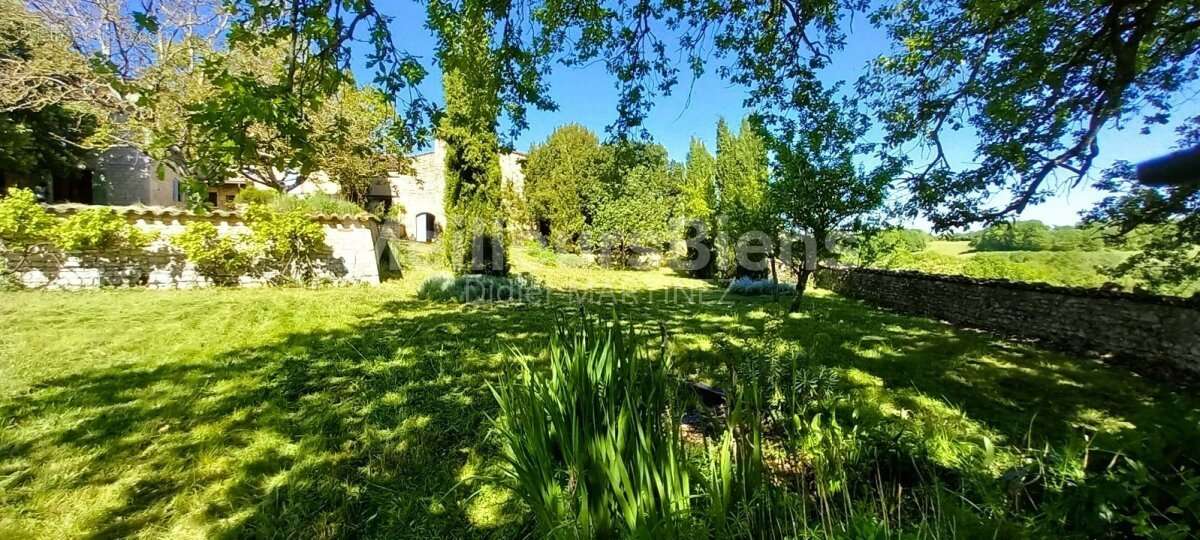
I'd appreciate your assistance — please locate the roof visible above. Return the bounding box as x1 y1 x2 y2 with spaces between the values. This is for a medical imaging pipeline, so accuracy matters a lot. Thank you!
43 203 379 223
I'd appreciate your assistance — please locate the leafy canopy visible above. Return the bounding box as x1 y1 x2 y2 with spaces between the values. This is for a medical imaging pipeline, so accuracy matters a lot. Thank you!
861 0 1200 229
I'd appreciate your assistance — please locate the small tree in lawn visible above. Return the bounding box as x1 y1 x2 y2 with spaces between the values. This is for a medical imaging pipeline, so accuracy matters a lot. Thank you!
769 93 895 312
588 168 672 268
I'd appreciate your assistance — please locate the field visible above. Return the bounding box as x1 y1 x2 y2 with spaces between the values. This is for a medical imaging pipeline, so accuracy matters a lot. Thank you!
1 244 1197 538
881 240 1164 291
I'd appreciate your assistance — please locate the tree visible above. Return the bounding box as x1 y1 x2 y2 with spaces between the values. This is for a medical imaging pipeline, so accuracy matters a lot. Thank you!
588 168 673 268
86 0 858 267
0 106 98 191
715 117 774 278
0 0 107 189
861 0 1200 229
1 0 120 115
769 92 895 312
28 0 229 81
581 139 680 268
20 0 235 201
309 82 405 204
681 137 717 227
553 0 854 138
522 124 604 250
972 221 1054 252
680 138 718 277
189 0 431 167
437 1 507 275
1085 159 1199 294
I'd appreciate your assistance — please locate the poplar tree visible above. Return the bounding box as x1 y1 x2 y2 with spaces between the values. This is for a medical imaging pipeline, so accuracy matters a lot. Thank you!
714 117 774 278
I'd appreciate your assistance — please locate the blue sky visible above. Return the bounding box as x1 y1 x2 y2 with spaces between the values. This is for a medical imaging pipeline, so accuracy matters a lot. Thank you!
353 4 1199 229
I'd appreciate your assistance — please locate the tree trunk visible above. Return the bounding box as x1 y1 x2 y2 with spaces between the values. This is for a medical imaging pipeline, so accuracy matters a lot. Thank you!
787 267 813 314
769 255 779 303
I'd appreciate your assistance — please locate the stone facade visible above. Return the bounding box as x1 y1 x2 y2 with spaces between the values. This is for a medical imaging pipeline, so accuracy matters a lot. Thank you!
73 141 526 232
6 205 381 289
91 147 182 207
87 148 344 210
815 267 1200 376
368 140 526 242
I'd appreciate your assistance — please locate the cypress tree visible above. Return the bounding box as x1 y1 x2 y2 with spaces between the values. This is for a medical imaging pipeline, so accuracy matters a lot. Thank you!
439 3 507 275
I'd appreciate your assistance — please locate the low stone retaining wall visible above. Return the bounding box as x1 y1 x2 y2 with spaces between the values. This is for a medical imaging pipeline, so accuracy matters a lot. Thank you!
815 267 1200 376
6 205 381 289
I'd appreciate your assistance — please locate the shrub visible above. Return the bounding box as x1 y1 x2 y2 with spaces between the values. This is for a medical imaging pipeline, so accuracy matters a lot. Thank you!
491 314 693 538
0 188 56 253
726 276 795 296
232 188 280 207
972 221 1055 251
172 222 253 286
270 192 366 216
235 189 366 217
875 250 968 275
384 203 406 221
971 221 1105 252
416 272 542 302
173 207 329 286
523 239 558 266
854 228 932 264
53 208 152 252
243 205 329 285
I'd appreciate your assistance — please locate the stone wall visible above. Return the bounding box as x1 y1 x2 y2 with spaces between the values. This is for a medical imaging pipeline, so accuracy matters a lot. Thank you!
6 205 381 289
815 267 1200 376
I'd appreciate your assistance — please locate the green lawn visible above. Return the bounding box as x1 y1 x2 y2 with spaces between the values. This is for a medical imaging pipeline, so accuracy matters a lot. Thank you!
1 245 1196 538
885 240 1168 291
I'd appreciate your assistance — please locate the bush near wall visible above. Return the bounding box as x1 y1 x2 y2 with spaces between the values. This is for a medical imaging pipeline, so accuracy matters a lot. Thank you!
0 188 379 289
0 189 152 286
172 222 254 286
53 208 155 252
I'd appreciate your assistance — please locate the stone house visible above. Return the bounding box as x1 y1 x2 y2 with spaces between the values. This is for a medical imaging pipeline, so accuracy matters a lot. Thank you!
8 140 526 243
366 139 526 242
0 146 343 210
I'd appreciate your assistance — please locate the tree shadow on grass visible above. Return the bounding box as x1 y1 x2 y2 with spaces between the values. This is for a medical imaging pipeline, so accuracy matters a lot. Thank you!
1 299 547 539
0 288 748 539
0 286 1196 538
778 294 1200 462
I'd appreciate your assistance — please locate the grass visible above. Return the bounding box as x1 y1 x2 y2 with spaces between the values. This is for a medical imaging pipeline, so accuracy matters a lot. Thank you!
0 243 1197 538
924 240 974 257
882 240 1168 291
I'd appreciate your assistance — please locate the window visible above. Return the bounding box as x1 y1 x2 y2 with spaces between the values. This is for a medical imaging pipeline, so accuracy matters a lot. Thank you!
207 191 218 207
172 180 182 203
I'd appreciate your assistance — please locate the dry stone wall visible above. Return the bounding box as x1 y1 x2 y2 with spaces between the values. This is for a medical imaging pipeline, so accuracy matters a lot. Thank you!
6 205 381 289
816 267 1200 376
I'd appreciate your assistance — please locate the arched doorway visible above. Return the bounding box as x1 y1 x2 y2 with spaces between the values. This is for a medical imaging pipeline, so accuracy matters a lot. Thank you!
414 212 438 242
